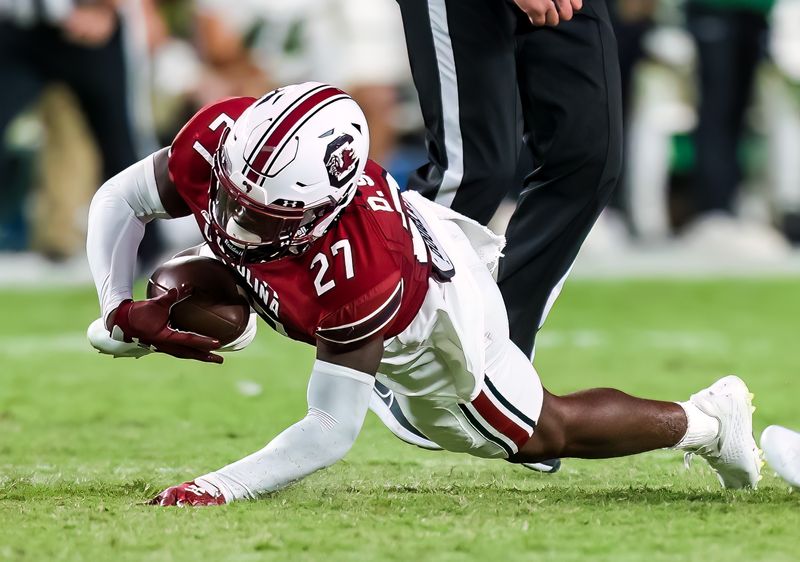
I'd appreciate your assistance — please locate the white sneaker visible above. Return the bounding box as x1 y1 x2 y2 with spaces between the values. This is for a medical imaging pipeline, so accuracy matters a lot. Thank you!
761 425 800 488
685 375 763 489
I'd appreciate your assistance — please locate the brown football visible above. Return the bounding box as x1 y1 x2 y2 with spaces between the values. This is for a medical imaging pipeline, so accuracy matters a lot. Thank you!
146 256 250 346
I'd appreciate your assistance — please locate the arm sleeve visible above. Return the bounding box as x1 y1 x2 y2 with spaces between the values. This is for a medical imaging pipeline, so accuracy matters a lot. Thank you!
86 153 171 324
198 360 375 501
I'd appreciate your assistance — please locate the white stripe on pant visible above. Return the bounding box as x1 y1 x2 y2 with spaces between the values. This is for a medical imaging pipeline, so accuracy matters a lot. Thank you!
426 0 465 209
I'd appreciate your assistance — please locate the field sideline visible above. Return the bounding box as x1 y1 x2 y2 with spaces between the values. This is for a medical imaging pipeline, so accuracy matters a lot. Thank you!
2 280 799 561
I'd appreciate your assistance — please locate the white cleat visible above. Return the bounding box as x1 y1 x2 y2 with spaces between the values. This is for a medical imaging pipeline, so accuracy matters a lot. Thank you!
521 459 561 474
761 425 800 488
686 375 763 489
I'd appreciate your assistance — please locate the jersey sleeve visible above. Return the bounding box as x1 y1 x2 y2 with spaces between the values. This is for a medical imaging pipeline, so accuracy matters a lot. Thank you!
168 97 255 210
315 269 404 345
313 206 407 346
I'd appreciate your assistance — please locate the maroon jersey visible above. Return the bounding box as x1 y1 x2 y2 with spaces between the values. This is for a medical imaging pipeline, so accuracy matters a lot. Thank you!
168 97 432 345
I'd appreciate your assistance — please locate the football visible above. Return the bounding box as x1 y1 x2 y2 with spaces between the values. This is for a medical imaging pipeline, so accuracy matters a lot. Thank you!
146 255 250 346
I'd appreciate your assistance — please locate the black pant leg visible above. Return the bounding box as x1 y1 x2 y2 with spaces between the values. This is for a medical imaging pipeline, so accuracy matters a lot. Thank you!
498 0 624 357
396 0 520 225
730 12 767 127
0 23 47 196
42 23 158 265
687 6 766 214
0 24 46 133
53 24 139 180
688 6 743 213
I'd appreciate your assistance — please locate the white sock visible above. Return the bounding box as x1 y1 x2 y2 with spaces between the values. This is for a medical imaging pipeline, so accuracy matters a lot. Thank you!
673 401 720 450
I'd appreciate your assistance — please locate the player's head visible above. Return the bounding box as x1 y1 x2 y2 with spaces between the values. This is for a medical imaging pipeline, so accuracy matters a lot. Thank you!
209 82 369 264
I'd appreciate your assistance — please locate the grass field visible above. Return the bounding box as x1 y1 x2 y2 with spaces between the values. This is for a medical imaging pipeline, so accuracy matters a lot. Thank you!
2 279 800 562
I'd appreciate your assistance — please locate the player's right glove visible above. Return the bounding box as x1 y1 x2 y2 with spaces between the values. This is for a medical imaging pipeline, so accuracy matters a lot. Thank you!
149 480 227 507
108 288 223 364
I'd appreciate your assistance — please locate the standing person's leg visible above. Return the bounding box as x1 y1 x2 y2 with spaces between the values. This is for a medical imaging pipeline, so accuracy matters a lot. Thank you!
728 9 768 174
58 24 138 182
687 5 743 214
56 21 162 268
0 23 48 251
33 85 100 260
498 0 624 358
390 0 565 471
0 23 46 195
395 0 520 225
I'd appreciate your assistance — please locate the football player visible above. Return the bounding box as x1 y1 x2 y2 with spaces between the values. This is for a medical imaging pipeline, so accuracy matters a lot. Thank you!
86 83 762 506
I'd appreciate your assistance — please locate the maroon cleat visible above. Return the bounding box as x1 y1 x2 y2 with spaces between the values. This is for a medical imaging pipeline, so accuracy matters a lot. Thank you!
149 480 227 507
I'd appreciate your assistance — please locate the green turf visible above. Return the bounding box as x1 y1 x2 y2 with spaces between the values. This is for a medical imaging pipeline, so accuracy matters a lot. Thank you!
2 279 800 562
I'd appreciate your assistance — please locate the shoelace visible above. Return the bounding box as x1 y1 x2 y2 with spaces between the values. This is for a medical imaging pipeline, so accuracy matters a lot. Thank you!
683 440 722 471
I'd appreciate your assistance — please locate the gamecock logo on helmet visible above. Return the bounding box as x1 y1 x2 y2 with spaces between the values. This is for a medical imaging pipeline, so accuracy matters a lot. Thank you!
324 134 359 188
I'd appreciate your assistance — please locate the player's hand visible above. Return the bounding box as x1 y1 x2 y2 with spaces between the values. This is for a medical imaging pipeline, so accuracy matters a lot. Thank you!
108 289 223 364
514 0 582 26
62 5 118 46
149 481 227 507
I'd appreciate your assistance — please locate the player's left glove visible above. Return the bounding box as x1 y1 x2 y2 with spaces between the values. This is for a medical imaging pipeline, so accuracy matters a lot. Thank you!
149 480 227 507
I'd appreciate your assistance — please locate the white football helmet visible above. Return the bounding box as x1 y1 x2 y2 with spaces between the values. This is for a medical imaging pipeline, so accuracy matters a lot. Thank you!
210 82 369 263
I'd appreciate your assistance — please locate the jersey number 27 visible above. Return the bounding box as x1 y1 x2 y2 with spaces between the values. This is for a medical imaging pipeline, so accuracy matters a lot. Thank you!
311 239 354 296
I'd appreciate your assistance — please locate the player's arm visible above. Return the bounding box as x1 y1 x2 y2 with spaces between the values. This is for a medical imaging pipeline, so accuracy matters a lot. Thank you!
86 148 221 363
87 148 181 325
161 338 382 503
153 238 396 503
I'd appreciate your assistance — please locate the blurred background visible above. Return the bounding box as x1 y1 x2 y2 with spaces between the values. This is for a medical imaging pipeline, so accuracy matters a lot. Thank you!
3 0 800 286
3 2 800 553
